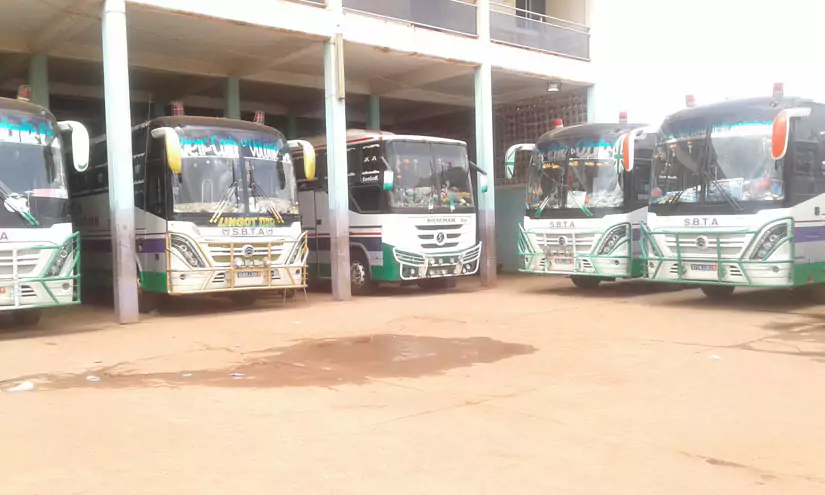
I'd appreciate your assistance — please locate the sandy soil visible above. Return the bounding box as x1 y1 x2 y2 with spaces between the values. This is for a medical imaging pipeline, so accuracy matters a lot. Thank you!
0 276 824 494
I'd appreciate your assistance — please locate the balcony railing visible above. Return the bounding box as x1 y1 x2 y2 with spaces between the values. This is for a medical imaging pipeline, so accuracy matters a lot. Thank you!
489 2 590 60
343 0 478 37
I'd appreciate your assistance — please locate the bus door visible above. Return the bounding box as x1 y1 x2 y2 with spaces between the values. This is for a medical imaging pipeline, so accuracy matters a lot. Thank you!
141 130 169 285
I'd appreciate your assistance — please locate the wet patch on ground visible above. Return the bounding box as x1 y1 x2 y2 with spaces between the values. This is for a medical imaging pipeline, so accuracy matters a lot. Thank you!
7 334 536 391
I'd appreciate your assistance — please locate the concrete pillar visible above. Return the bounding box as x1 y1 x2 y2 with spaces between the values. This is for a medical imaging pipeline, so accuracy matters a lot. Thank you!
477 0 491 42
224 76 241 120
29 53 49 109
367 95 380 131
474 62 496 287
101 0 139 324
287 116 299 139
324 33 351 301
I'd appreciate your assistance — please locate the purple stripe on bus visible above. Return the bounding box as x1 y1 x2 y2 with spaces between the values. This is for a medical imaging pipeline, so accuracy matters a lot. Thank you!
83 237 167 254
795 226 825 243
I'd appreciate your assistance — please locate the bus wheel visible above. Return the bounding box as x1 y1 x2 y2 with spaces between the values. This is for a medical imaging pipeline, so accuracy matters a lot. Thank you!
12 309 42 326
571 276 601 289
700 285 735 299
230 292 258 307
350 251 376 296
137 278 157 314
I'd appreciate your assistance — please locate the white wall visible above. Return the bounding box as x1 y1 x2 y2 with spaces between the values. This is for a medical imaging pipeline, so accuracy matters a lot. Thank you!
588 0 822 126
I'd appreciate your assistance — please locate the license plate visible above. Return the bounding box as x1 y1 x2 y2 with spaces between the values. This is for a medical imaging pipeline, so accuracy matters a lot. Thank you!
553 258 573 265
690 264 716 272
236 270 262 279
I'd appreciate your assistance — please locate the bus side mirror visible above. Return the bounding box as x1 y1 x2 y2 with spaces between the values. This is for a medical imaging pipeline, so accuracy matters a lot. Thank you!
772 107 811 160
382 170 394 191
504 143 535 179
58 121 90 172
288 140 316 181
469 161 488 193
619 126 657 172
151 127 182 174
479 174 489 194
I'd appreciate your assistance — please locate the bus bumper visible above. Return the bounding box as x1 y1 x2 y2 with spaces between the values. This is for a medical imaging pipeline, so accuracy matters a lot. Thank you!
393 242 482 281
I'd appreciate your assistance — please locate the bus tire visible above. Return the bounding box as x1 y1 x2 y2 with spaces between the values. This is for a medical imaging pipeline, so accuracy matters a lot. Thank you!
12 309 41 326
700 285 735 299
137 276 157 314
350 250 376 296
571 276 601 289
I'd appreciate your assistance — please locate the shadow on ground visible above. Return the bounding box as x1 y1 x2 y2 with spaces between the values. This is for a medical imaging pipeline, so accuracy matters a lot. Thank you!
656 288 822 314
524 279 691 299
7 334 537 391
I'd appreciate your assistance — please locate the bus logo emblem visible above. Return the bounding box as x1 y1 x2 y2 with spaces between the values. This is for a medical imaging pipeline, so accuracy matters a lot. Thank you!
558 236 568 247
695 236 708 250
435 232 446 246
242 244 255 257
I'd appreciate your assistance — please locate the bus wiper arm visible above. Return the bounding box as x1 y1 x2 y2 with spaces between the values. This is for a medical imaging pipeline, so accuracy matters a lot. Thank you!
0 181 38 226
249 180 284 224
551 175 593 217
209 179 239 224
704 170 743 211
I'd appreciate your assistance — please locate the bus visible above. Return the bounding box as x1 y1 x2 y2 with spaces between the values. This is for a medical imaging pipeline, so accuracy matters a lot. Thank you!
641 86 825 298
70 108 316 310
505 121 654 288
0 91 89 325
291 130 488 295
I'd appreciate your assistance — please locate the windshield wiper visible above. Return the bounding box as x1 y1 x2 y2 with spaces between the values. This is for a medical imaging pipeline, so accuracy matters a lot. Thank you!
209 179 239 224
704 169 743 211
248 179 284 224
0 180 38 226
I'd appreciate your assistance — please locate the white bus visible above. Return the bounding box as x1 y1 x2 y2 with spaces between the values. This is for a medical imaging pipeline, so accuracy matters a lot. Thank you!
642 87 825 298
505 121 654 288
291 130 488 295
0 92 89 325
70 109 315 310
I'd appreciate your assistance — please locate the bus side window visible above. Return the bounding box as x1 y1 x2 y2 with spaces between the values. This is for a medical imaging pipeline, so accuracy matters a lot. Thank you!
791 106 825 204
132 126 148 209
350 143 388 213
347 145 361 184
145 135 167 218
316 150 328 190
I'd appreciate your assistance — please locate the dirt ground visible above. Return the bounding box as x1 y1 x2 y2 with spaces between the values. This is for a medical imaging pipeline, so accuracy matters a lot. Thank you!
1 275 824 494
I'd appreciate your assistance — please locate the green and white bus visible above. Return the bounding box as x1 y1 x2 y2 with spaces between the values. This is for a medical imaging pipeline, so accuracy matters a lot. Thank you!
642 86 825 298
292 130 489 295
70 107 315 310
505 120 655 288
0 91 90 324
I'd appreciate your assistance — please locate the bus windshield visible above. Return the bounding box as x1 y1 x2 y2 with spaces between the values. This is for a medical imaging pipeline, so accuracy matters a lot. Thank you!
526 133 623 215
651 118 782 207
0 109 68 227
387 141 474 210
172 126 297 221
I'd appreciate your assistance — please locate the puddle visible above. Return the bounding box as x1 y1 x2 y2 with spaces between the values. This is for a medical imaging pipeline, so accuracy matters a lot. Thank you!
14 334 536 391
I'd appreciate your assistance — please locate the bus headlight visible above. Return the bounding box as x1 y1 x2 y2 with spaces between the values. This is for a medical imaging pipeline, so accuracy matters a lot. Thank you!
170 234 206 268
751 224 789 260
46 242 74 277
597 225 628 255
233 257 246 268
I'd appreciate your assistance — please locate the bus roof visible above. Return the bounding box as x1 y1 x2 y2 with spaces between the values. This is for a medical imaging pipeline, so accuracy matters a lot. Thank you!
0 96 56 120
91 116 287 144
537 122 645 144
662 96 811 126
301 129 466 149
